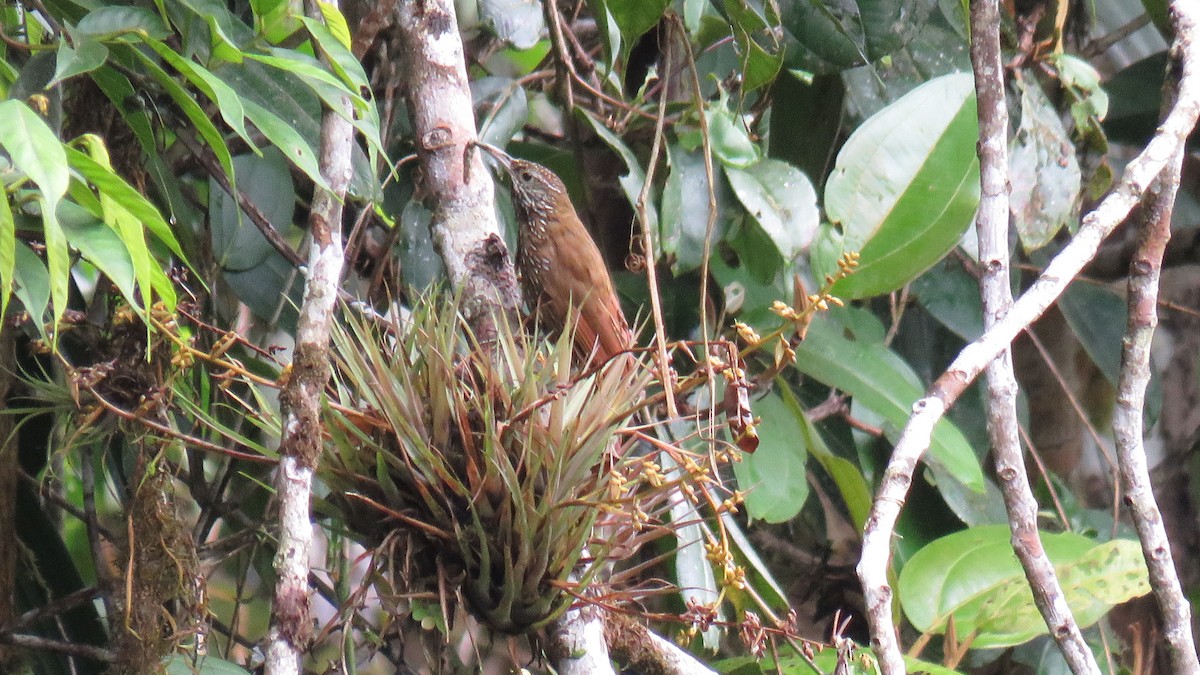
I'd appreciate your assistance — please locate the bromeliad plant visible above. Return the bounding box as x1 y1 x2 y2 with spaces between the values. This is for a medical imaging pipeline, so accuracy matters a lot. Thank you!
324 295 659 633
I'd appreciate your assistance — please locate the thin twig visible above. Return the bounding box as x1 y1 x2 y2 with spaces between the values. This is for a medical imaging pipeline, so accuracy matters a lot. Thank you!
674 17 723 445
1083 14 1153 58
0 633 114 662
2 587 101 634
977 22 1095 661
635 28 678 421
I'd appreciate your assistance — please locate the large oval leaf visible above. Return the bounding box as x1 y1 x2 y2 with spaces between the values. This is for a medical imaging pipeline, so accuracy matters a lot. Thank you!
794 308 984 491
778 0 938 73
1009 77 1081 251
732 388 810 523
817 72 979 298
725 158 818 263
661 143 728 273
898 525 1151 649
208 150 297 272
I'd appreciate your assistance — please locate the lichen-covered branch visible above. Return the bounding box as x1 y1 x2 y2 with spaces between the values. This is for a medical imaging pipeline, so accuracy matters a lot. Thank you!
394 0 520 340
857 2 1200 672
604 612 717 675
546 589 615 675
263 4 355 672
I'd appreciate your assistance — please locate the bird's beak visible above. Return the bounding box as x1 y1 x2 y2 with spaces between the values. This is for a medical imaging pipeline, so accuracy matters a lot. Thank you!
475 141 514 173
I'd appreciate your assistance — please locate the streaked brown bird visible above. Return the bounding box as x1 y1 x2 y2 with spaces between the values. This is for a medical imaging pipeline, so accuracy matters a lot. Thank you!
478 143 633 363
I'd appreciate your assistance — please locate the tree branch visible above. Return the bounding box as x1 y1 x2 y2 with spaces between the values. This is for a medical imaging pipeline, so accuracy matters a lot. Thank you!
604 612 717 675
263 2 355 672
393 0 520 342
1114 141 1200 673
972 0 1098 670
857 1 1200 672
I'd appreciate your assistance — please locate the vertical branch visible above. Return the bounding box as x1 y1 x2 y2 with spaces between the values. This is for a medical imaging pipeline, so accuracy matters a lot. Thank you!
263 2 355 672
971 0 1098 670
1114 124 1200 675
856 2 1200 672
394 0 520 340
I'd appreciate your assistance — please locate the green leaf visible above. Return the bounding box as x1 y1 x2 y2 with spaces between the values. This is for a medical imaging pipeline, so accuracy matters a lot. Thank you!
0 99 70 337
70 136 176 310
474 77 530 150
796 395 872 531
57 201 139 308
1141 0 1172 38
911 260 984 341
898 525 1150 648
819 72 980 298
75 5 170 39
706 106 759 168
794 308 984 491
272 23 389 182
297 16 367 97
13 241 50 328
1010 77 1080 251
49 37 109 87
708 233 789 328
88 66 158 150
241 97 329 192
142 37 256 152
766 646 966 674
315 0 352 51
244 47 384 172
725 158 818 262
661 143 727 273
205 13 247 64
776 0 936 73
208 150 297 272
733 389 810 522
723 1 783 91
1058 280 1126 386
0 190 14 317
252 0 302 44
1102 53 1166 148
64 146 187 260
164 653 252 675
216 57 376 199
594 0 669 62
125 46 237 180
661 448 723 649
480 0 545 49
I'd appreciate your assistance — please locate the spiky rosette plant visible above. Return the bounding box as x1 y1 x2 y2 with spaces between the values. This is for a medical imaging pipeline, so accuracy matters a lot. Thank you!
324 296 653 633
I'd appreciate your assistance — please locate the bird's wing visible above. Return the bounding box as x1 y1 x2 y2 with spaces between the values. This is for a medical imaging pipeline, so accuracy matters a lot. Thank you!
541 223 632 362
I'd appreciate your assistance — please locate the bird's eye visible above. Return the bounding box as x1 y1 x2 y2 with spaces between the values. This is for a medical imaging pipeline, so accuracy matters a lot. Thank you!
518 170 533 182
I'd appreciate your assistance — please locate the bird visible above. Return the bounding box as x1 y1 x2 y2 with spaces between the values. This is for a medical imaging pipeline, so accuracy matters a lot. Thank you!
476 142 633 364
